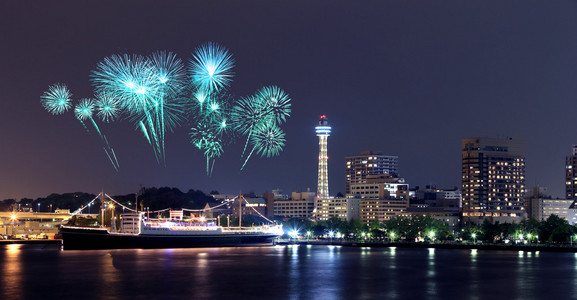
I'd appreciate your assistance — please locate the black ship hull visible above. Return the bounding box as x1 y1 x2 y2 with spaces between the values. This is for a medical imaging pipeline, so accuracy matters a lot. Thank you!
61 226 279 250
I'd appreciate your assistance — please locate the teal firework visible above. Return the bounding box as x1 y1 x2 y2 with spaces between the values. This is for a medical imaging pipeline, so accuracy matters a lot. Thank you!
95 92 120 123
74 98 95 121
189 42 234 93
252 123 285 158
240 123 286 170
41 83 72 115
256 86 291 125
42 43 291 174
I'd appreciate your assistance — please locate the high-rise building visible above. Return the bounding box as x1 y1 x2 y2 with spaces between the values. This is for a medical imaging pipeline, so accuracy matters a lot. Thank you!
272 189 316 219
315 197 361 221
565 146 577 199
360 198 409 224
345 151 398 195
462 137 526 224
316 115 331 198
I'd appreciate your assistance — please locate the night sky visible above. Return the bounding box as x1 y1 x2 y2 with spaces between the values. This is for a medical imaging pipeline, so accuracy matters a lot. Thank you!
1 1 576 200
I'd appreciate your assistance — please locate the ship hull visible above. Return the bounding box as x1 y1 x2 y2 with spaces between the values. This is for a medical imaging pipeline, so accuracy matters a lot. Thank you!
61 226 279 250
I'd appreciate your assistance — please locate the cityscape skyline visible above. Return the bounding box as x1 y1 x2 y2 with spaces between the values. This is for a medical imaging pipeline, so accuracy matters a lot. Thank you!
1 1 577 200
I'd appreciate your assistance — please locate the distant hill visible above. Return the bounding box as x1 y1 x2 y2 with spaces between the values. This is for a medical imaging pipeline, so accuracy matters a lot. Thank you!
0 187 220 212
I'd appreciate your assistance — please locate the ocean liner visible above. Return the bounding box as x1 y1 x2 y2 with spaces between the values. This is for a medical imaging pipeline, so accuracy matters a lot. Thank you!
61 212 283 250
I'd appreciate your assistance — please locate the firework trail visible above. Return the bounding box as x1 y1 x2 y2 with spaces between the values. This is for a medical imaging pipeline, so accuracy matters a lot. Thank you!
188 93 232 176
187 43 236 175
40 83 72 115
231 95 266 158
256 86 292 125
232 86 291 170
91 53 186 164
95 92 120 123
42 42 292 174
240 122 286 171
74 98 120 171
149 51 186 163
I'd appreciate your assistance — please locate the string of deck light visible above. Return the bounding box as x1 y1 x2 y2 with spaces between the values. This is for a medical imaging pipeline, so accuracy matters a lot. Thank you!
181 197 237 212
242 198 274 223
105 193 237 214
65 194 102 220
72 193 274 224
104 194 137 212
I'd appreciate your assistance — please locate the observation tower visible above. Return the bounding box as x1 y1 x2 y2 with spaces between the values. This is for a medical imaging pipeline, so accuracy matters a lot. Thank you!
315 115 331 198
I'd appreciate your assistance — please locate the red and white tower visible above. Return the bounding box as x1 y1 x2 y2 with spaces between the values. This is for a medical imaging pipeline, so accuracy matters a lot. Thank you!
316 115 331 198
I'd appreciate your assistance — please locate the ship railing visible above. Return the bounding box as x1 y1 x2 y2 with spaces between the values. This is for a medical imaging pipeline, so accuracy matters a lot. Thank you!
221 225 283 234
142 221 222 231
61 225 108 231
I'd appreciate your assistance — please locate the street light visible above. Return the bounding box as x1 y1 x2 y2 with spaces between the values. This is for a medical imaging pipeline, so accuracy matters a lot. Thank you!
289 230 298 243
390 232 396 242
37 203 40 213
10 213 17 238
429 231 435 243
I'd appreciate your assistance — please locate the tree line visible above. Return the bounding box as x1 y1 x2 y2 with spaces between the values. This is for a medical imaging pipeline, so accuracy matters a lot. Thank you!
0 187 218 213
280 214 577 244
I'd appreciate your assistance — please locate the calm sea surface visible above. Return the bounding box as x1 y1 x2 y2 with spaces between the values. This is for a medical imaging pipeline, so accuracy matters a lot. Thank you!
1 243 577 299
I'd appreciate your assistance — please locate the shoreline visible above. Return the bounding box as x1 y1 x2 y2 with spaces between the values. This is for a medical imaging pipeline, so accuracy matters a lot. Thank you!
2 239 575 253
278 240 577 253
0 239 62 245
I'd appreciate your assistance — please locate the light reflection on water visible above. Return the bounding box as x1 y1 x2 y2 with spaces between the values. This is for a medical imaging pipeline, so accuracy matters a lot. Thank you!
427 248 437 299
1 244 577 299
469 249 479 300
1 244 22 300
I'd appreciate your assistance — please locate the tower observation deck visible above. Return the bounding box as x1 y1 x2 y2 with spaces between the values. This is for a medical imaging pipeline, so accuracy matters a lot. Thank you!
316 115 331 198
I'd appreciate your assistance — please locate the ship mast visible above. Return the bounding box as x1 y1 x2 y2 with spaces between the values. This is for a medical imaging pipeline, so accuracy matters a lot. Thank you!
100 190 105 228
238 192 242 230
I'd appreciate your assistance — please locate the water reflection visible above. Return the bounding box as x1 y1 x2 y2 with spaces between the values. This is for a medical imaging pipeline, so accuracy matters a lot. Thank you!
574 253 577 296
288 245 301 299
2 244 577 299
516 250 536 299
99 252 120 297
468 249 479 300
389 246 396 258
427 248 437 299
1 244 22 300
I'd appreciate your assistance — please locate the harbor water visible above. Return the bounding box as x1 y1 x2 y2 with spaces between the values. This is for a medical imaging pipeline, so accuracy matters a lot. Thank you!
1 243 577 299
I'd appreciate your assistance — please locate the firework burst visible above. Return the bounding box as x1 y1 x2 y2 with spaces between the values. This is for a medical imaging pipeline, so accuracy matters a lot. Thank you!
42 42 291 174
95 92 120 123
41 83 72 115
256 86 292 125
74 98 95 121
240 123 286 170
189 42 235 93
74 98 120 171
